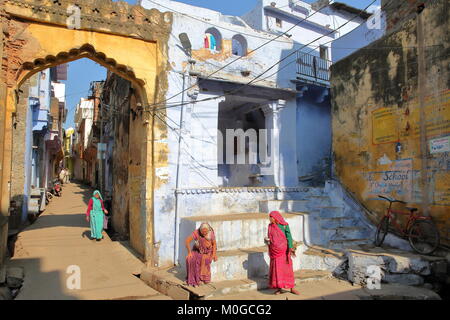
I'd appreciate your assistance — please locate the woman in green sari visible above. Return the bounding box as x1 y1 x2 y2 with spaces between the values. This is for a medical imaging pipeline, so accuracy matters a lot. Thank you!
86 190 109 241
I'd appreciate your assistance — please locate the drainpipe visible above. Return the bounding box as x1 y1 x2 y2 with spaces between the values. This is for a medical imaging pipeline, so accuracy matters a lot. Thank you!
173 72 187 266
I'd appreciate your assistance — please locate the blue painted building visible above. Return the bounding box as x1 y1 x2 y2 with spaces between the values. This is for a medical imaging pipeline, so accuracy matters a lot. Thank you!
10 66 67 227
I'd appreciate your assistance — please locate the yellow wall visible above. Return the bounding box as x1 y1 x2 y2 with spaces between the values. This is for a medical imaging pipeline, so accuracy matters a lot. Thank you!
2 0 173 262
331 1 449 245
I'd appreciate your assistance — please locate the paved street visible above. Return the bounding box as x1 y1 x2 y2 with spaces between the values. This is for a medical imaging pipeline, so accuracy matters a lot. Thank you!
212 279 369 300
7 183 170 300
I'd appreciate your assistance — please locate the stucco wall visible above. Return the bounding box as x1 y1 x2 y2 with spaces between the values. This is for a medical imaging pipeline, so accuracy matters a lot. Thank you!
296 87 332 185
10 79 31 228
105 74 131 238
331 0 449 245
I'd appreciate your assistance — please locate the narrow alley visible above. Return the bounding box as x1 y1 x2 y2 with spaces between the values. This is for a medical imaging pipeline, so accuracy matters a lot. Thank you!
0 0 449 308
7 183 169 300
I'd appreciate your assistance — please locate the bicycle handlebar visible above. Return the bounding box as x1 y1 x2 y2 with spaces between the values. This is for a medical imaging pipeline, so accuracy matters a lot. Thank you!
378 195 407 204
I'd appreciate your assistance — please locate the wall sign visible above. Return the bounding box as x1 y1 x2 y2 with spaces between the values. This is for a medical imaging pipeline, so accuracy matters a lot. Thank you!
365 159 413 202
372 107 398 144
429 136 450 154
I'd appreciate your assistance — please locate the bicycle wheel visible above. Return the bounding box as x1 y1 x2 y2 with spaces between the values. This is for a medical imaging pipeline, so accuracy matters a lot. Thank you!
408 220 440 255
375 216 389 247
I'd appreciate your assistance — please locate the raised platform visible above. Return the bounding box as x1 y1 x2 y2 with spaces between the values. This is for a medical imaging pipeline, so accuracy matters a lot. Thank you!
140 267 333 300
180 212 306 252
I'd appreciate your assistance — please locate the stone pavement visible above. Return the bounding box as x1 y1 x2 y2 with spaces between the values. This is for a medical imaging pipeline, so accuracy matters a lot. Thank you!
209 279 441 300
7 182 170 300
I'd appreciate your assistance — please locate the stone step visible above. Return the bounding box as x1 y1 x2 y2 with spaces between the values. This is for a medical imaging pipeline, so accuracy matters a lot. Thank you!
346 247 448 287
299 246 347 273
328 238 372 250
307 196 331 206
319 217 357 228
210 246 302 282
322 227 370 241
180 212 304 251
318 206 346 218
259 200 310 213
189 270 333 299
141 267 332 300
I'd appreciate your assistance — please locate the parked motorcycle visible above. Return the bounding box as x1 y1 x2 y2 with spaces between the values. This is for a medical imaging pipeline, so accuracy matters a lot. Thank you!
45 191 53 205
52 179 62 197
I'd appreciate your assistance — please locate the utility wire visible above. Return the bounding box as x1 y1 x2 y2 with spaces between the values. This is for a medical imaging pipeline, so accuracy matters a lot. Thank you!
150 0 381 111
141 0 331 108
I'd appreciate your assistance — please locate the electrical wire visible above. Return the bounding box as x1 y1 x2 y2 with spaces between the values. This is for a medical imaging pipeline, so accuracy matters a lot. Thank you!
149 0 381 111
140 0 331 108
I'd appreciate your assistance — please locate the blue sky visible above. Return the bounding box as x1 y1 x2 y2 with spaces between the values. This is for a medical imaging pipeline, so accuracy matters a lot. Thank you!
63 0 380 129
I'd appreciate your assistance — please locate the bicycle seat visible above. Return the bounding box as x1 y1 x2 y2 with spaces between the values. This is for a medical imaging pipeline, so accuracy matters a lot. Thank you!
406 207 418 212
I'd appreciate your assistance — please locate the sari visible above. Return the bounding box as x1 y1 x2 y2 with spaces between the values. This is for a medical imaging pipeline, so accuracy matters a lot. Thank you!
268 211 295 289
186 224 216 286
86 190 105 240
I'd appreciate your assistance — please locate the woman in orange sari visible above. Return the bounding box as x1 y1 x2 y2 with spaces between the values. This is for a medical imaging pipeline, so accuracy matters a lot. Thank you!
185 222 218 287
267 211 300 295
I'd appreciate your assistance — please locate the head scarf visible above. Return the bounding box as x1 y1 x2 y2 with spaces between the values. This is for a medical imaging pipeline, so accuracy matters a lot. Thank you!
91 190 103 212
198 222 214 241
270 211 288 226
93 190 103 200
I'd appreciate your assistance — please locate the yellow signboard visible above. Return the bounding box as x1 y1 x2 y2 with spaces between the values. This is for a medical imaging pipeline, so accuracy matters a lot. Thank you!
372 107 398 144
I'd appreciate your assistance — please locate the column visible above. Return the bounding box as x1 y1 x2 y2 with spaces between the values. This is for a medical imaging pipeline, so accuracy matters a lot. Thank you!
261 100 286 187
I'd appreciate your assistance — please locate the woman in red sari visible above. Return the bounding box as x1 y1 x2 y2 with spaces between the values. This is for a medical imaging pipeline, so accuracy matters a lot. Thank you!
266 211 300 295
185 222 218 287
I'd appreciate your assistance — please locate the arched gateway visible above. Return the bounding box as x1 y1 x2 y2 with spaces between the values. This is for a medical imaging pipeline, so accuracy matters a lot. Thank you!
0 0 172 265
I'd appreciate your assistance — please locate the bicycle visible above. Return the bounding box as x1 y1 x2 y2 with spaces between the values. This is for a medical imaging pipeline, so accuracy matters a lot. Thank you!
374 195 440 255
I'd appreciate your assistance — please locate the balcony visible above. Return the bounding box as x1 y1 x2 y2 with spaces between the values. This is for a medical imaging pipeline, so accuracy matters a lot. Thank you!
296 51 332 85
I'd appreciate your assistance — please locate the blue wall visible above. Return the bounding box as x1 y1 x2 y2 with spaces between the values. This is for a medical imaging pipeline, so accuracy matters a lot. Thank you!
296 85 331 186
331 12 386 63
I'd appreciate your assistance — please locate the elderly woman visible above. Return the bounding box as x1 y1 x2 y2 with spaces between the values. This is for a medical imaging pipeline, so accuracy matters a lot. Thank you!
86 190 109 241
185 222 217 287
266 211 300 295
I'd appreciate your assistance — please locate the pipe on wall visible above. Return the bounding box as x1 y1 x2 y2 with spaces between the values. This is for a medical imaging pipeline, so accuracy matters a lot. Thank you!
173 72 187 266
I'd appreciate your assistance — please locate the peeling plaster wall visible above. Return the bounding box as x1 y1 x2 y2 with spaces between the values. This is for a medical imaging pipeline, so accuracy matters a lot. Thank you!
141 0 297 89
140 0 307 266
1 0 173 264
331 0 450 245
104 74 130 238
10 78 31 228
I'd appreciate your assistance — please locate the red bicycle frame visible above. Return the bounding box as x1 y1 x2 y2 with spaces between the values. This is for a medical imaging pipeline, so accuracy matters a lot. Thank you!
382 201 432 237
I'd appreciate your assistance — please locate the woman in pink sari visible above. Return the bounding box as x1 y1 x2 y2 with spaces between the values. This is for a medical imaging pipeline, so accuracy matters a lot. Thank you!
185 222 217 287
267 211 300 295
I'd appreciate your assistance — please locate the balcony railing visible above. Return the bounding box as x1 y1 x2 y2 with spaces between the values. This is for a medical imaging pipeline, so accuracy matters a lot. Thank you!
296 52 331 83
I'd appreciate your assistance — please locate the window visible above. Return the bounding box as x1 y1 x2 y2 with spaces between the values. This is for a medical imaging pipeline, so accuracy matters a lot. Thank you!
275 18 283 28
320 46 329 60
204 28 222 51
232 35 248 57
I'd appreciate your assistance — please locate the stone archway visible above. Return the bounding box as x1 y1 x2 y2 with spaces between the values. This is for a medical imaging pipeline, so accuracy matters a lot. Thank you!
0 0 173 265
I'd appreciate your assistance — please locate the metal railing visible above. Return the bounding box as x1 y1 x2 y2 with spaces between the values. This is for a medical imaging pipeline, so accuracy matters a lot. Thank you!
296 51 332 82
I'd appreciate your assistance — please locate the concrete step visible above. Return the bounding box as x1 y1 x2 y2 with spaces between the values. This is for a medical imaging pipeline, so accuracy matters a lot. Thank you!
259 200 310 213
318 206 346 218
211 246 302 282
328 238 372 250
180 212 304 252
